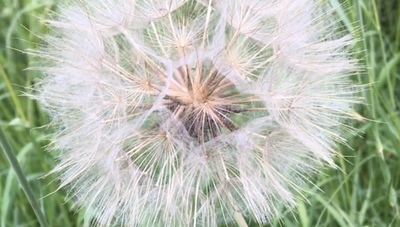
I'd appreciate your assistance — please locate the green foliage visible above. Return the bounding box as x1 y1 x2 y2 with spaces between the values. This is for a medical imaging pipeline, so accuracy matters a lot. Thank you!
0 0 398 226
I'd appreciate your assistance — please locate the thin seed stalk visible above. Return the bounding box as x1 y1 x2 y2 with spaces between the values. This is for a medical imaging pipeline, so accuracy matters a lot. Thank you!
234 210 249 227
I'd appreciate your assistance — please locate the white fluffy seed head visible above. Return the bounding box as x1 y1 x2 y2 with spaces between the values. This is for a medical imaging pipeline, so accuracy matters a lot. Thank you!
30 0 361 226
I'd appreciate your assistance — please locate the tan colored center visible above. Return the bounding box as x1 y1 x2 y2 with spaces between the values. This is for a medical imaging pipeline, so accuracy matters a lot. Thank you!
163 64 240 143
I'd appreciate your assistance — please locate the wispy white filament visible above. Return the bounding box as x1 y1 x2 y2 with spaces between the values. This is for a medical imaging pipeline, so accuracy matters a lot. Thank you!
30 0 360 226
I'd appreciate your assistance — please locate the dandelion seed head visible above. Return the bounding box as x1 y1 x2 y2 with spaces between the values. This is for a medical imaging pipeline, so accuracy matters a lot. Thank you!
31 0 361 226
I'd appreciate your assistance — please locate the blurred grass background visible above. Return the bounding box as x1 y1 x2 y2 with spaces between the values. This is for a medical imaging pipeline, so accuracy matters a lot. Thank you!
0 0 399 226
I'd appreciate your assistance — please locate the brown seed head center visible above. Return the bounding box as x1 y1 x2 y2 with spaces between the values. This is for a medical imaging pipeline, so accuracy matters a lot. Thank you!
164 63 245 143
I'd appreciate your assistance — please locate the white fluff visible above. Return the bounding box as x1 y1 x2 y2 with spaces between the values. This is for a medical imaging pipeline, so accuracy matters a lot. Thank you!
31 0 361 226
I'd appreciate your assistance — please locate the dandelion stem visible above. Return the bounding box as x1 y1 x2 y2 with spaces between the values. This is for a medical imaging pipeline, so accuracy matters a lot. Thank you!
0 127 49 227
233 210 249 227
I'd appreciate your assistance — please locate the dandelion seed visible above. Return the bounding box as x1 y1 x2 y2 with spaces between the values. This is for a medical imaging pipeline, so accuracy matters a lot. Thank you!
30 0 361 226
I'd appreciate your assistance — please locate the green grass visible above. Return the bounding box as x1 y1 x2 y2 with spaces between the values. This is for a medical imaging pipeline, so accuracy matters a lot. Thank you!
0 0 399 226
